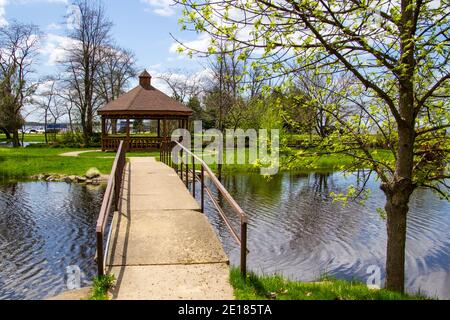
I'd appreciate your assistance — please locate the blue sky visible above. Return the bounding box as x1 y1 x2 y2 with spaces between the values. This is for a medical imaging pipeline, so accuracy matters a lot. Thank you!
0 0 207 87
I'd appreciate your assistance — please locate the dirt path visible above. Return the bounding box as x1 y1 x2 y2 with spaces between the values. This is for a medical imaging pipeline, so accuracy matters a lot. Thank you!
59 150 102 157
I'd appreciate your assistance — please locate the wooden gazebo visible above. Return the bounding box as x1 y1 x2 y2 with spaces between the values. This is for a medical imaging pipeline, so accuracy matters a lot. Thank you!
98 70 192 151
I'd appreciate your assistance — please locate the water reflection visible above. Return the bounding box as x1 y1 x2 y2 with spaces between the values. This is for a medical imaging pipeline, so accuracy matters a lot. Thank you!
200 172 450 299
0 182 104 300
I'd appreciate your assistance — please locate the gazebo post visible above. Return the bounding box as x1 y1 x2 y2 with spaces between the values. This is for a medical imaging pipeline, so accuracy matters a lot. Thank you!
112 119 117 135
101 116 106 151
157 119 161 138
126 118 130 151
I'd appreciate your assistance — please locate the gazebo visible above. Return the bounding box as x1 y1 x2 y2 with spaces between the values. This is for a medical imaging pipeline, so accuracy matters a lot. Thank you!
97 70 192 151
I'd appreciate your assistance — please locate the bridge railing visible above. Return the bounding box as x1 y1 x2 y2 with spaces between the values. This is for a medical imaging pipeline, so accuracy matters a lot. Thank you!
96 140 126 276
160 140 248 276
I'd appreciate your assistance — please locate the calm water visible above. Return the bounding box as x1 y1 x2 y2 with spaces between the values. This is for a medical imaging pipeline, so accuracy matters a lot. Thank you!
0 172 449 300
201 172 450 299
0 182 104 300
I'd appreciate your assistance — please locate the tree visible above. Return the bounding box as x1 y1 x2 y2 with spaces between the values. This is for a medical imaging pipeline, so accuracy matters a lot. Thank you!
176 0 450 292
158 69 206 103
63 0 112 145
35 77 66 143
96 45 137 104
0 22 40 147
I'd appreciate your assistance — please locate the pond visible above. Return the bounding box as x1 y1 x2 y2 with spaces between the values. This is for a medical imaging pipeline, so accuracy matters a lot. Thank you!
0 182 104 300
0 172 448 300
202 172 450 299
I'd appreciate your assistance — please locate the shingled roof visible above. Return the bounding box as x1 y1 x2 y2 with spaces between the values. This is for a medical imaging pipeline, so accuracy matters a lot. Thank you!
98 70 192 117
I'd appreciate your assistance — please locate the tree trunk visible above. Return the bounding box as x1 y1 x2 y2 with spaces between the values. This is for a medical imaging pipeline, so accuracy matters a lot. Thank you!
0 127 11 139
12 129 20 147
382 181 413 293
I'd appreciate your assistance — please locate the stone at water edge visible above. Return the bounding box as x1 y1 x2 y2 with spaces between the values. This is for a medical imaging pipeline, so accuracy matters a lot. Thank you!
76 176 87 182
85 167 101 179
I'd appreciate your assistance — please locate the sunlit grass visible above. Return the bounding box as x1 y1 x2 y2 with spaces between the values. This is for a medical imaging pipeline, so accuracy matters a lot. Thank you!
230 268 428 300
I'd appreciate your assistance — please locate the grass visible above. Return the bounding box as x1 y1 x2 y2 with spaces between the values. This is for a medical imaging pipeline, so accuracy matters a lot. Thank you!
0 137 394 181
229 268 427 300
0 133 62 143
0 146 114 180
89 274 115 300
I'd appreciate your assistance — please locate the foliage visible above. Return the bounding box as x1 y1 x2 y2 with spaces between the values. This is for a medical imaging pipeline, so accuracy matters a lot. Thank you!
176 0 450 292
90 274 115 300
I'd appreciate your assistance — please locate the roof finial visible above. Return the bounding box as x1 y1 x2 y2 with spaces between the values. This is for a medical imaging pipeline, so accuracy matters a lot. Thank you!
139 70 152 88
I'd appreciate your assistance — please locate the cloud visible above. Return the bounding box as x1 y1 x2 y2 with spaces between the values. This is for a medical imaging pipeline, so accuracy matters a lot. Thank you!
39 33 77 65
0 0 8 27
0 0 68 27
141 0 176 17
169 33 211 54
46 22 62 30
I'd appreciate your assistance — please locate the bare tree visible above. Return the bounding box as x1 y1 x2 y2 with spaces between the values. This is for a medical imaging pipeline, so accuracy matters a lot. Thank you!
0 22 41 147
96 45 137 104
62 0 112 145
158 69 205 103
35 77 66 143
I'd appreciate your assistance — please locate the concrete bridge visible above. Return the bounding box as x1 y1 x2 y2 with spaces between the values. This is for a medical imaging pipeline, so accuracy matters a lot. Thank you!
95 141 247 300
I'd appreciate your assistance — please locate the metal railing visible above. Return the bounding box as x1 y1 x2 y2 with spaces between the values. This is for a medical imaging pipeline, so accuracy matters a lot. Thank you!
96 140 126 276
160 139 248 276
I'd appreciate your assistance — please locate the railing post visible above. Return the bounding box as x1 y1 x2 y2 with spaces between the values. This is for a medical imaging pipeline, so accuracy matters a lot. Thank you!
201 165 204 213
180 149 183 180
185 150 189 188
240 216 248 277
192 156 195 197
97 231 104 276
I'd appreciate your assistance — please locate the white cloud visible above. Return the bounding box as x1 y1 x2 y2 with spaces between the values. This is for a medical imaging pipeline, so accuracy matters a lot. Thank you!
39 33 77 65
46 22 62 30
141 0 175 17
0 0 8 27
169 33 211 54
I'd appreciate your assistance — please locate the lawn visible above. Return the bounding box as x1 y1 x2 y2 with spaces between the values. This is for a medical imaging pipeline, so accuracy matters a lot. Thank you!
0 133 62 143
0 146 114 180
229 268 427 300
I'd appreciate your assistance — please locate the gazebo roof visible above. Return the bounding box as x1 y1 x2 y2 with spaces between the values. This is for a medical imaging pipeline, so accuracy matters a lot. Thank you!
98 70 192 117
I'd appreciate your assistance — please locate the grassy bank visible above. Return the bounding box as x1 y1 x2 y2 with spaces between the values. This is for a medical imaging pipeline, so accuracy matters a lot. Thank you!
0 146 161 180
229 268 426 300
0 142 392 181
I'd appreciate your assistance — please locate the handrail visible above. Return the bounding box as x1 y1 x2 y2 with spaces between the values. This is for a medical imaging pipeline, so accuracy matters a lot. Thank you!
160 139 248 276
96 140 126 276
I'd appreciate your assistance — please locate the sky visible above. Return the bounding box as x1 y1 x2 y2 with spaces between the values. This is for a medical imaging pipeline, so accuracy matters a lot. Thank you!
0 0 208 98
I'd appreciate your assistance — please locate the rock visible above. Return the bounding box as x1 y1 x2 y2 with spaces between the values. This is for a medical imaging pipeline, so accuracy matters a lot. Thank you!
76 176 87 183
85 167 101 179
64 175 76 183
46 176 54 182
86 179 93 184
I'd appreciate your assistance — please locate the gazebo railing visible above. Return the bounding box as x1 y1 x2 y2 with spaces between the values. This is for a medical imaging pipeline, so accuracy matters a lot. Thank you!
160 140 249 276
102 136 164 151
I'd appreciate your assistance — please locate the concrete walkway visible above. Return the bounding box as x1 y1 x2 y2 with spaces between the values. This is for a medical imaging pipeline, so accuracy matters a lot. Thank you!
59 149 101 157
106 157 233 300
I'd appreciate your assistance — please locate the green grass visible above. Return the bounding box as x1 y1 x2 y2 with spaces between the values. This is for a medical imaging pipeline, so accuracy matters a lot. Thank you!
230 268 427 300
0 146 114 180
89 274 115 300
181 147 393 173
0 133 63 143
